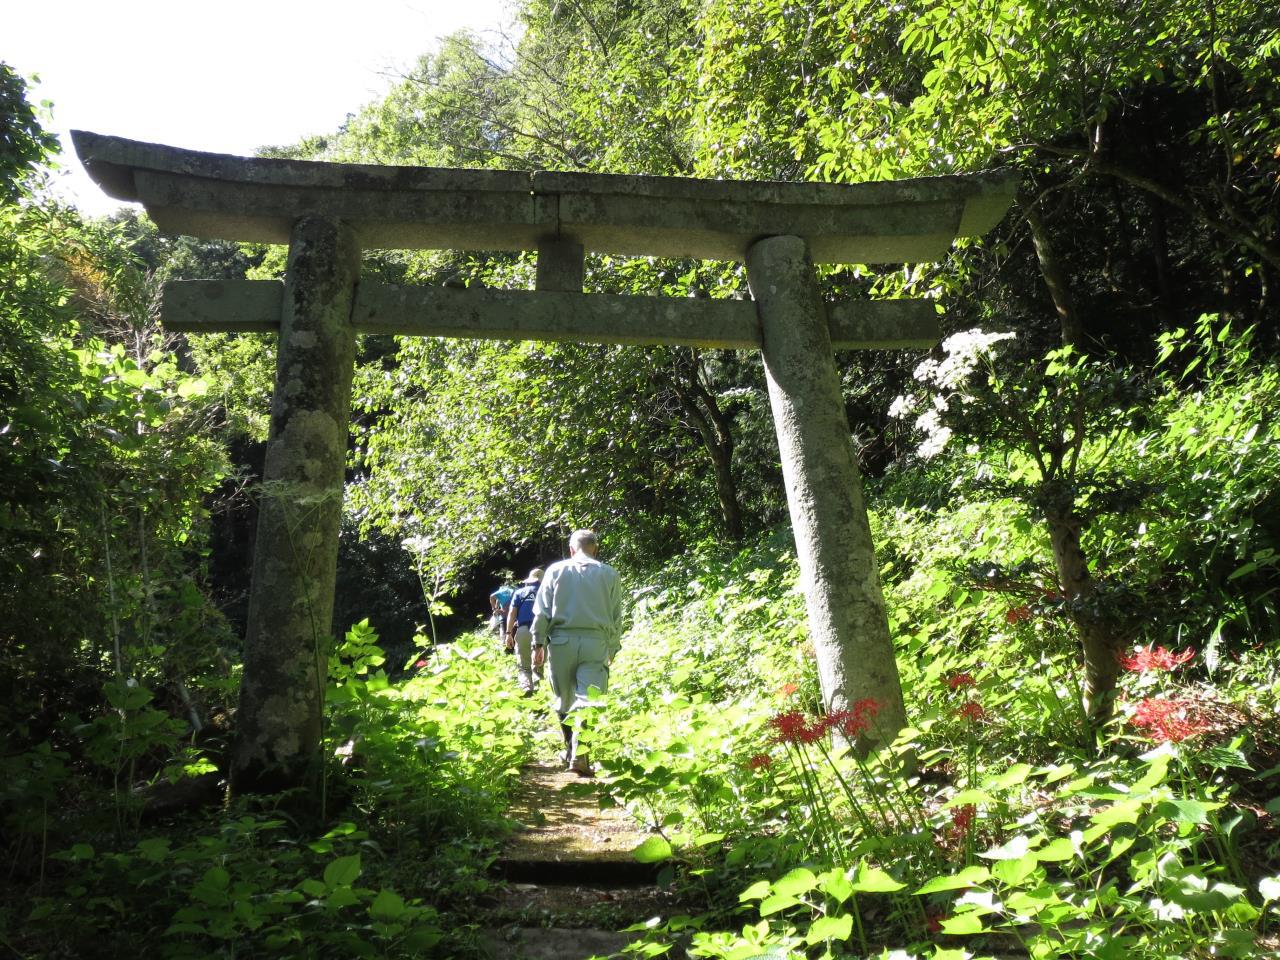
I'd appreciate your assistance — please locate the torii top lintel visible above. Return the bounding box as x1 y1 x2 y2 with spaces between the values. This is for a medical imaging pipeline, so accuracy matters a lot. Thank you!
72 131 1015 265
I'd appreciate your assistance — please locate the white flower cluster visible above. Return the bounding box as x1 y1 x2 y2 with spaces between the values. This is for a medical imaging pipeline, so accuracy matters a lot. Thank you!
914 328 1016 390
886 329 1014 459
401 535 431 557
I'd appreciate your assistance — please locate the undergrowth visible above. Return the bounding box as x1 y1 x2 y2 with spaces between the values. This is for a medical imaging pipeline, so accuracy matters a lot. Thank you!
2 628 540 959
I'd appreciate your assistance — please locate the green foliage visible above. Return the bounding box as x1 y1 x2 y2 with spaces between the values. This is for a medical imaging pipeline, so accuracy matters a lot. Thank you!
573 521 1279 958
0 62 58 201
10 626 540 958
0 200 233 763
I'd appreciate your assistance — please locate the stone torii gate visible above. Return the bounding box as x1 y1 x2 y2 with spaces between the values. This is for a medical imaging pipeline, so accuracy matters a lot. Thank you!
74 131 1014 791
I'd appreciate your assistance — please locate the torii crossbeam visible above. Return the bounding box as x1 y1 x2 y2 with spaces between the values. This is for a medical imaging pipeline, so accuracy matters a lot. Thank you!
74 130 1015 791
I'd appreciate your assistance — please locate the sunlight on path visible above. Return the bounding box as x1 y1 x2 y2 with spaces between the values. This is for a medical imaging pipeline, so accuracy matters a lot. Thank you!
481 760 683 959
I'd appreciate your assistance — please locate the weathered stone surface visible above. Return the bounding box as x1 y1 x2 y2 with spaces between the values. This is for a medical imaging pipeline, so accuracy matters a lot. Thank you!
162 278 284 331
230 216 359 793
536 237 585 293
162 279 939 350
73 130 1016 264
746 234 908 744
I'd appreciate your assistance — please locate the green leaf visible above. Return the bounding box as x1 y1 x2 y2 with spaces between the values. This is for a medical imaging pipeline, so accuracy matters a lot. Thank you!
849 863 905 892
771 867 818 897
739 880 771 902
915 866 990 894
690 832 725 848
369 889 406 921
992 855 1038 886
986 763 1033 791
1035 837 1077 862
940 912 986 935
1156 798 1217 825
176 378 208 399
805 913 853 943
633 836 673 863
323 853 362 888
1089 798 1144 830
758 893 800 916
818 868 854 904
944 789 993 807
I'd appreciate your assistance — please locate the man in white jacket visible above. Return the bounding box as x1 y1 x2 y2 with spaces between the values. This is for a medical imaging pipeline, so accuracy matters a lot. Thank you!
532 529 622 776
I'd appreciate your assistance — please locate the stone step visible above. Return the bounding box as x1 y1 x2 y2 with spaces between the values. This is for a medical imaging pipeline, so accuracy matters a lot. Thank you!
497 857 660 886
479 926 642 960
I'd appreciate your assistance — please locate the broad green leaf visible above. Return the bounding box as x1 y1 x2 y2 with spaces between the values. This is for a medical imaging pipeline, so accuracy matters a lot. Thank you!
944 789 993 808
739 879 771 902
369 888 406 921
323 853 362 888
1155 798 1218 825
690 832 725 848
805 913 853 943
758 893 800 916
849 863 905 893
176 378 208 399
992 855 1038 886
818 868 853 904
633 836 673 863
771 867 818 897
916 866 990 894
1089 798 1144 830
986 763 1033 791
940 912 986 935
1035 837 1077 861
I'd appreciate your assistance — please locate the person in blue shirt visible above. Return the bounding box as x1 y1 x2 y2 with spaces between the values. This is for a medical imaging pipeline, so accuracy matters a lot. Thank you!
505 567 545 696
489 581 515 650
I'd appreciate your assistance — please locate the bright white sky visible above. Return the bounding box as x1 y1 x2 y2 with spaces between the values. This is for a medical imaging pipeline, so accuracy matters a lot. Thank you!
8 0 517 215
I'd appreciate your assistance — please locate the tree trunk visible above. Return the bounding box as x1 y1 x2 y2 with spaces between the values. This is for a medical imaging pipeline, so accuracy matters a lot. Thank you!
1025 200 1085 347
1045 510 1121 722
669 349 745 543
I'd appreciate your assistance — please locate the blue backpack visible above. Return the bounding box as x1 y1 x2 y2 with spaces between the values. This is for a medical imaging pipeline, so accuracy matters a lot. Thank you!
513 584 539 626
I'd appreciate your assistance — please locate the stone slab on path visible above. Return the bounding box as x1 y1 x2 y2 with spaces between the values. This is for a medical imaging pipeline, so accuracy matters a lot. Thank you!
500 761 657 884
481 760 685 960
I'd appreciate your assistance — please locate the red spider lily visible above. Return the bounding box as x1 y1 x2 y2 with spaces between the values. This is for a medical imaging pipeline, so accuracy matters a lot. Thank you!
1118 645 1195 673
1005 605 1032 624
821 708 864 738
851 697 880 720
1130 697 1212 743
747 753 774 771
821 698 882 738
946 672 976 691
950 804 976 830
797 722 826 744
777 682 799 698
768 710 810 744
413 658 429 669
956 701 987 723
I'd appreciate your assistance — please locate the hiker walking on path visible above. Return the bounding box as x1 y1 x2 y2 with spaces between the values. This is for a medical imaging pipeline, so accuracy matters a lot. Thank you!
506 567 545 696
489 580 516 650
533 529 623 777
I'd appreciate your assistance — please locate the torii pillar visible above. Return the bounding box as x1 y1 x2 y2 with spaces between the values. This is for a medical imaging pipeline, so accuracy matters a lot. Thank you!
72 130 1015 790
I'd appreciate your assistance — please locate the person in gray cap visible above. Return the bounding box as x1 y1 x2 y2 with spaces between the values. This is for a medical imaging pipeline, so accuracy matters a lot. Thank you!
532 529 622 776
506 566 545 696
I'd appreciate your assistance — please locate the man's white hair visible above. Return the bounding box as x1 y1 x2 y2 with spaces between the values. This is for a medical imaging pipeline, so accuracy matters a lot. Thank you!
569 529 599 554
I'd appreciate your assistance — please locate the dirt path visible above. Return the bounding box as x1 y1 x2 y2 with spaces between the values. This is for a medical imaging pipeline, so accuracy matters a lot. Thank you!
479 759 684 960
